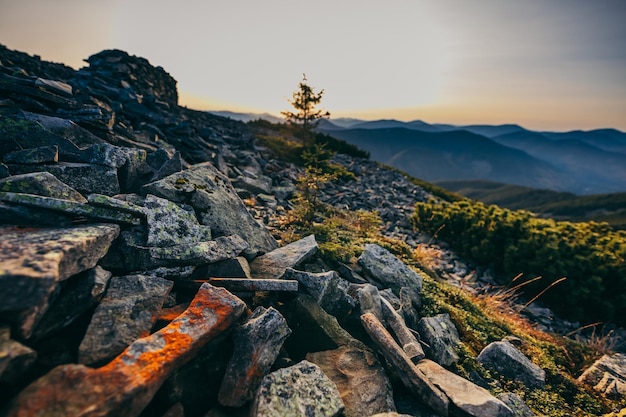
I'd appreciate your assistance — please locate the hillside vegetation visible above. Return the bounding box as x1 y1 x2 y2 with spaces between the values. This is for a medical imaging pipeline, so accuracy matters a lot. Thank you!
437 180 626 230
411 199 626 326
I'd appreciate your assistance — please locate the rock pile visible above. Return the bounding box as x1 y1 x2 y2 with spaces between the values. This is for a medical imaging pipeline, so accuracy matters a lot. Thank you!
0 44 620 417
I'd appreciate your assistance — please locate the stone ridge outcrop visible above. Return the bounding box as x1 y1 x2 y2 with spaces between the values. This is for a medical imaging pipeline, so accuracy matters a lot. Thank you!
0 44 617 416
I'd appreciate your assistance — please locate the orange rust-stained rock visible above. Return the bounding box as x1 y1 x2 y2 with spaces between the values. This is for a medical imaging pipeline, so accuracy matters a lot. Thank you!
2 283 246 417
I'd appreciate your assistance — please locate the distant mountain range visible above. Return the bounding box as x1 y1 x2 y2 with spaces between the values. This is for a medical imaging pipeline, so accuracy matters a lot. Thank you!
210 111 626 195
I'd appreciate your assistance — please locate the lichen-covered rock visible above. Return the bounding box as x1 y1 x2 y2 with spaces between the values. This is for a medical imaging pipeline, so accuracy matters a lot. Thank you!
283 268 355 318
496 393 535 417
3 145 58 164
250 234 318 280
218 307 291 407
0 224 120 338
578 353 626 399
199 256 251 278
2 283 246 417
78 274 173 365
251 360 345 417
9 162 120 195
141 162 277 257
357 244 422 292
477 339 546 389
417 313 461 366
0 171 86 202
307 345 396 417
143 194 212 247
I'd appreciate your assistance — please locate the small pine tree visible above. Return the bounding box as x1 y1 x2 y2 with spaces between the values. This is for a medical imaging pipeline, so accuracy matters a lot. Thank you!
281 74 330 141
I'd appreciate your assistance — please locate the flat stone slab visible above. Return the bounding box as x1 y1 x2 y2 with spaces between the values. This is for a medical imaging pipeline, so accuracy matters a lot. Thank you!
251 360 345 417
208 278 298 292
78 274 174 365
0 171 85 202
250 235 318 280
2 283 246 417
0 326 37 384
357 244 423 292
0 224 119 338
417 313 460 366
415 359 514 417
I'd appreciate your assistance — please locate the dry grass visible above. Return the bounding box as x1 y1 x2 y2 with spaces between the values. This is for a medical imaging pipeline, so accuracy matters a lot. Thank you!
412 243 442 271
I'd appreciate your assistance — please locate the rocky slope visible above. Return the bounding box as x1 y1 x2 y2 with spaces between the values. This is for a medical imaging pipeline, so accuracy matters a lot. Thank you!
0 44 624 417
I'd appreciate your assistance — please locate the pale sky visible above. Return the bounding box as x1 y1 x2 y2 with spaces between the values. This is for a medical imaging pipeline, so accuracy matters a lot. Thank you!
1 0 625 131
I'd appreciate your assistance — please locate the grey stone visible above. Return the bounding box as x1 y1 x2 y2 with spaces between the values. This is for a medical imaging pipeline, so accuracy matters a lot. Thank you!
9 162 120 195
200 256 251 278
233 175 272 195
357 244 423 292
0 192 141 225
208 278 298 292
87 193 146 217
577 353 626 399
415 359 514 417
0 163 9 178
307 345 396 417
218 307 291 407
143 194 212 247
0 171 86 202
251 360 345 417
380 297 424 362
417 313 461 366
34 78 73 96
477 339 546 389
141 162 277 257
18 112 104 149
78 274 173 365
0 326 37 383
496 393 535 417
78 143 150 192
0 224 119 338
350 283 384 321
3 145 58 164
32 266 112 339
250 234 318 280
284 268 355 318
148 234 249 266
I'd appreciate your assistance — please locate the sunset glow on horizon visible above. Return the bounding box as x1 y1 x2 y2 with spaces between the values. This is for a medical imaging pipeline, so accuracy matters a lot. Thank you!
1 0 624 132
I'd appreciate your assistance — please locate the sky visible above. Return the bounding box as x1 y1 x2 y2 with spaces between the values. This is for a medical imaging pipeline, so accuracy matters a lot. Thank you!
1 0 625 131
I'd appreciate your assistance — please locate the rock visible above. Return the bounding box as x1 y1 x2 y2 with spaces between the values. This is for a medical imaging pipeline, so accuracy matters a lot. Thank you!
3 145 58 164
18 112 105 148
32 266 112 339
0 224 120 338
350 283 384 320
0 171 86 202
415 359 514 417
477 339 546 389
357 244 423 292
496 393 535 417
143 194 212 247
2 283 246 417
283 268 355 318
380 297 424 362
281 294 363 360
0 326 37 383
78 274 173 365
87 193 146 217
218 307 291 407
250 235 318 280
34 78 73 96
141 162 277 257
207 278 298 293
233 175 272 195
360 313 449 416
307 345 396 417
8 162 120 195
148 234 249 266
199 256 251 278
251 360 345 417
0 192 141 225
417 313 461 366
578 353 626 399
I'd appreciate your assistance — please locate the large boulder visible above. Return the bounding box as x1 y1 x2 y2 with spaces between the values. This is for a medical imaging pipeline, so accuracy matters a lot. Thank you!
141 162 277 258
